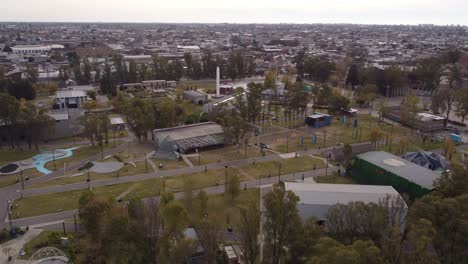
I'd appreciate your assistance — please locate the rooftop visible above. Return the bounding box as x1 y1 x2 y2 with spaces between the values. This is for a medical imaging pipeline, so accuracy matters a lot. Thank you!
153 122 223 141
357 151 441 189
284 182 405 207
56 90 87 98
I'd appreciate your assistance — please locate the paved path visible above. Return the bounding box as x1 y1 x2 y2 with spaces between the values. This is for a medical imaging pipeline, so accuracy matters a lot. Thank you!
0 143 129 230
0 228 42 263
9 167 333 229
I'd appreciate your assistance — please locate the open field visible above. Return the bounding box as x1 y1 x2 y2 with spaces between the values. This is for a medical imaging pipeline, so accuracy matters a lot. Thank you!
187 145 267 165
0 168 43 188
152 158 188 171
11 155 324 218
0 149 38 166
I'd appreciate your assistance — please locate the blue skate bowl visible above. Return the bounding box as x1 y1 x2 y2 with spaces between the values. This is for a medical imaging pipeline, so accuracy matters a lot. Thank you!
32 147 79 174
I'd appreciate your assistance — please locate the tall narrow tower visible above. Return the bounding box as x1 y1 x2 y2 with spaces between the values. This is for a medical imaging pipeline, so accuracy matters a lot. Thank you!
216 66 220 98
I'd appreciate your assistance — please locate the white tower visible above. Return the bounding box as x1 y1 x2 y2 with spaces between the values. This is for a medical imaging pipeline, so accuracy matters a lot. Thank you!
216 66 220 98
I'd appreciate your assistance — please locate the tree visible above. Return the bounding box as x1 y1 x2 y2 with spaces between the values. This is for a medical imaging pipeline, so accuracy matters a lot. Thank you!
454 86 468 124
400 94 420 127
294 49 306 78
82 59 92 84
287 217 323 263
307 237 383 264
433 163 468 197
238 199 261 264
196 219 220 264
326 201 388 244
7 80 36 100
370 127 383 150
414 57 441 92
78 191 111 240
25 64 39 83
124 98 155 141
377 99 389 124
245 82 263 123
403 218 440 264
263 185 300 264
100 63 117 95
442 138 455 160
18 100 54 150
226 174 240 203
0 94 20 148
343 144 353 170
354 84 377 107
346 64 360 88
328 93 350 115
409 194 468 263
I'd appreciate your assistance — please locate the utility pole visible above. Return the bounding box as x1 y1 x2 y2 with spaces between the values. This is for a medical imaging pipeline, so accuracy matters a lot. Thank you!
145 152 148 172
87 169 91 189
7 200 13 232
52 150 56 170
286 133 289 153
278 162 282 183
224 165 228 191
20 169 24 190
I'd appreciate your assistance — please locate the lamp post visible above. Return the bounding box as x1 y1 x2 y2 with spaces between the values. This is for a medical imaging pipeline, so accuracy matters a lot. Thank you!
224 165 228 190
145 152 148 172
278 162 282 184
325 154 329 177
52 149 56 170
7 200 13 232
20 169 24 190
87 169 91 189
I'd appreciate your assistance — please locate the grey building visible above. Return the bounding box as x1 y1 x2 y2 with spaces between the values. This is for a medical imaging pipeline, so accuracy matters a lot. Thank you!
284 182 407 224
183 91 208 104
153 122 224 158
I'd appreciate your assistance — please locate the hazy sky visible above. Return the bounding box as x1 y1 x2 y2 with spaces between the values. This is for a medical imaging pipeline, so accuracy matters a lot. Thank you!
2 0 467 25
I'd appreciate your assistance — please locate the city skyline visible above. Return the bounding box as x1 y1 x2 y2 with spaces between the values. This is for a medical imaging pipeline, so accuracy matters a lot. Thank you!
2 0 468 26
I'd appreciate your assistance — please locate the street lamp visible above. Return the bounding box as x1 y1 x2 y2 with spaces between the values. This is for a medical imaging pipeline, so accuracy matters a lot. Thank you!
278 162 282 184
7 200 13 232
52 149 56 170
224 165 228 189
87 169 91 189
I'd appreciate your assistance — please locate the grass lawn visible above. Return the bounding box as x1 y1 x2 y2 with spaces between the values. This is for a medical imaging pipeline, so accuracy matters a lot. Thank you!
188 145 265 165
12 156 324 218
315 175 356 184
44 141 124 171
28 161 150 189
0 149 38 166
11 182 135 219
19 230 70 260
241 156 325 178
0 168 43 188
153 158 188 171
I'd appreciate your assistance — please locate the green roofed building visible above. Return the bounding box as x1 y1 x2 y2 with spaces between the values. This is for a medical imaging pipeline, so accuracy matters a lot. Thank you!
350 151 442 198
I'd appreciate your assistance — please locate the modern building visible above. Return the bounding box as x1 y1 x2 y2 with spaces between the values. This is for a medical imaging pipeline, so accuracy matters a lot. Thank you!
183 90 208 104
284 182 407 223
305 113 332 128
54 90 87 110
350 151 442 198
11 45 51 54
153 122 224 158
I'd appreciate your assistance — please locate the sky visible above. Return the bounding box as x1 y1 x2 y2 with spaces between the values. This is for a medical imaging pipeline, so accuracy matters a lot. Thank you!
2 0 467 25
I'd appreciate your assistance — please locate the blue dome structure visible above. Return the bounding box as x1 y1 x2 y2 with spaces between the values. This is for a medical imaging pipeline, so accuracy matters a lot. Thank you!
401 151 449 172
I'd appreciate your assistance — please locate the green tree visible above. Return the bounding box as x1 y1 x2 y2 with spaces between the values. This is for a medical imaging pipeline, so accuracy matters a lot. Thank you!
343 144 353 170
263 185 300 264
226 174 240 203
238 199 260 264
454 86 468 124
124 98 155 141
78 191 111 240
0 93 20 148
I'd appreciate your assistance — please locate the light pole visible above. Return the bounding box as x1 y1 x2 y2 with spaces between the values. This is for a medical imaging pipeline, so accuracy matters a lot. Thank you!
224 165 228 190
20 169 24 190
145 152 148 172
325 154 329 177
52 150 56 170
286 133 289 153
87 169 91 189
278 162 282 184
7 200 13 232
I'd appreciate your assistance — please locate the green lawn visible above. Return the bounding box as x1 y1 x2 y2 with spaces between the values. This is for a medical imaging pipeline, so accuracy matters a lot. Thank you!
153 158 188 171
0 168 43 188
315 175 356 184
12 155 325 218
0 149 38 166
44 141 124 171
28 161 150 189
188 145 265 165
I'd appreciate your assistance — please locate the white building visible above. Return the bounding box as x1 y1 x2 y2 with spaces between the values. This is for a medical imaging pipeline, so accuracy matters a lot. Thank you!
284 182 407 223
11 44 63 55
